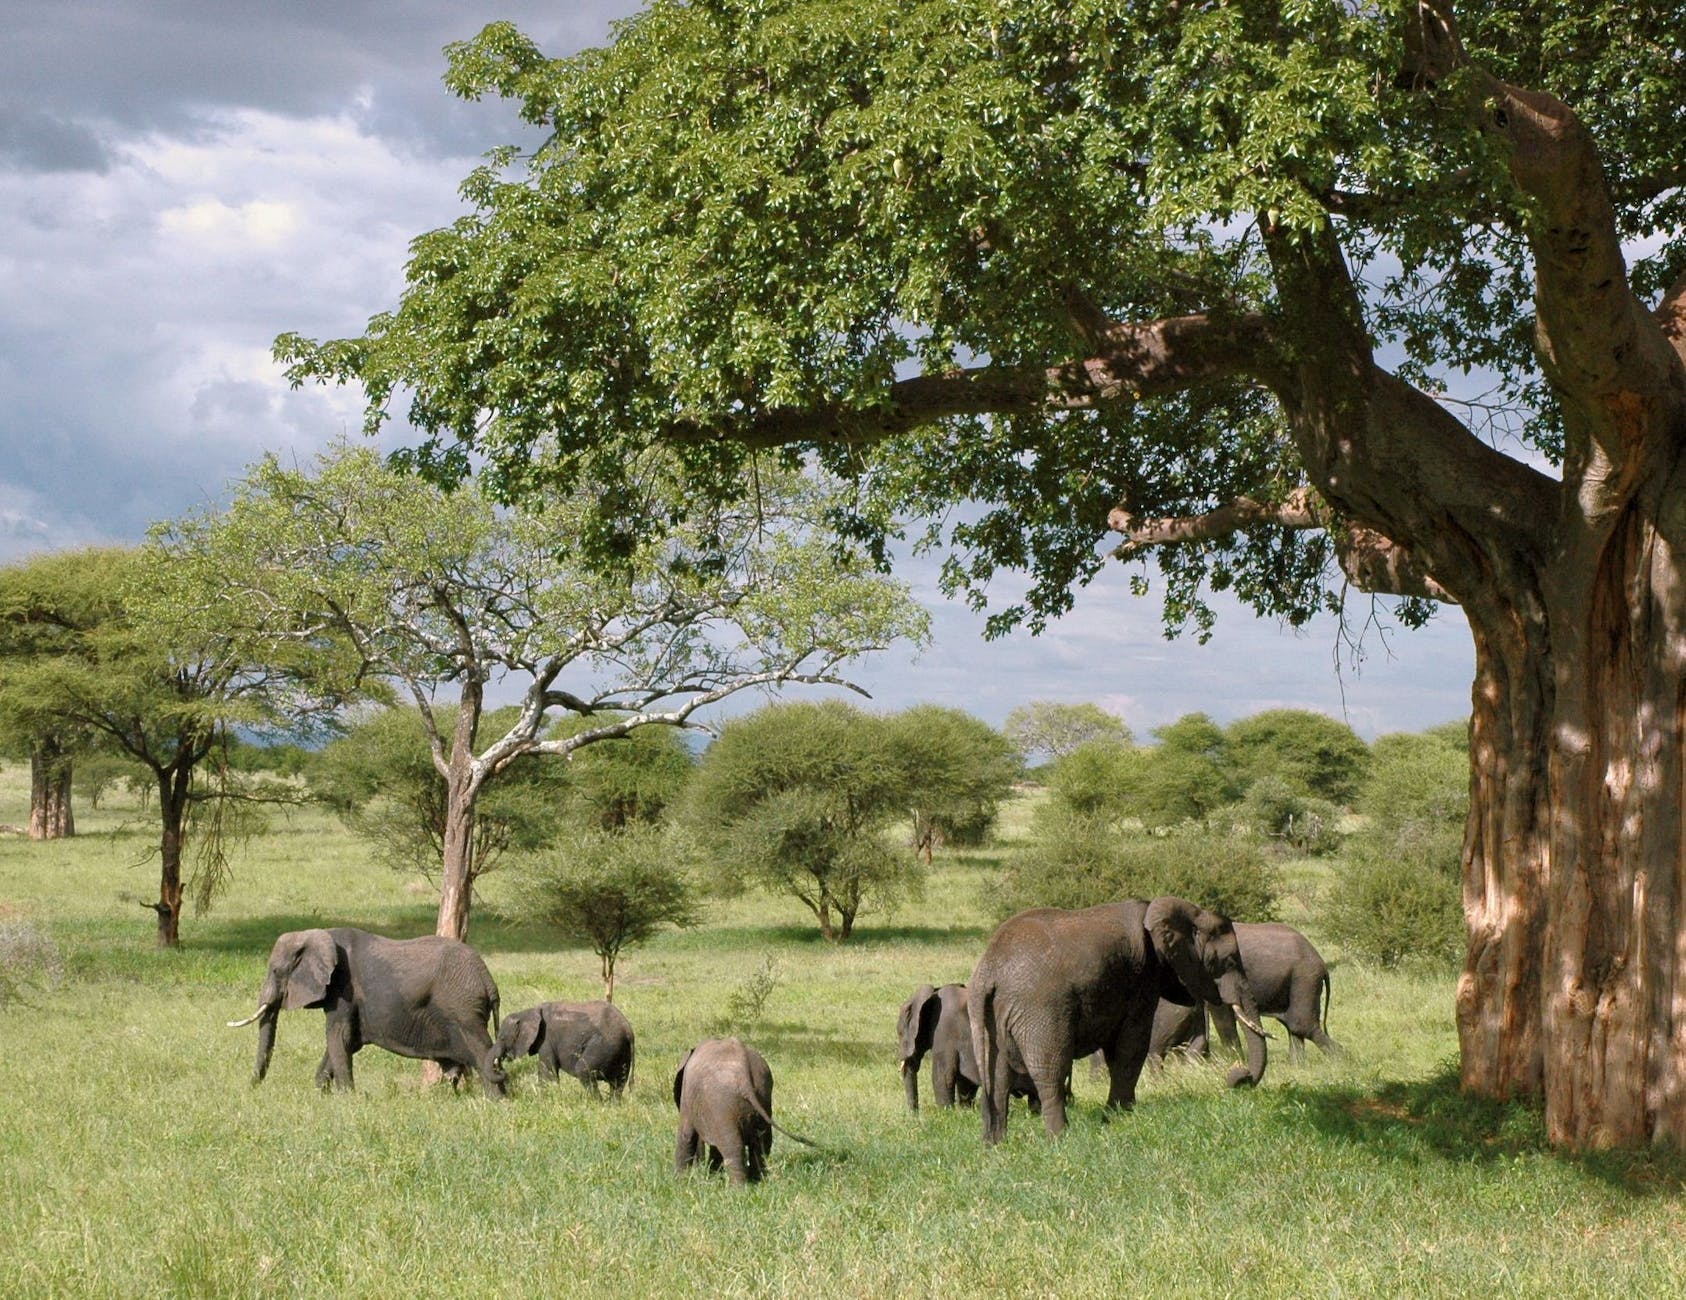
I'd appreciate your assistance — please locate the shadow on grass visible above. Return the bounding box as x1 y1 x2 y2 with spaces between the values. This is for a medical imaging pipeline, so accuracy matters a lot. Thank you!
673 923 990 949
1292 1064 1686 1196
742 1020 883 1069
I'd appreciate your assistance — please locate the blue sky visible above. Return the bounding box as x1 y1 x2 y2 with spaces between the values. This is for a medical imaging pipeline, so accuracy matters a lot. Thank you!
0 0 1475 739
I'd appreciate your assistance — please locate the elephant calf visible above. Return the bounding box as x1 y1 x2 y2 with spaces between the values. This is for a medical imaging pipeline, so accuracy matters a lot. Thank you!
673 1038 814 1186
898 982 1043 1112
492 1000 635 1095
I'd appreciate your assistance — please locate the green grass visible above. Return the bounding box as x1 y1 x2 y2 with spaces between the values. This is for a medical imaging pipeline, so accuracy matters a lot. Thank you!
1 772 1683 1298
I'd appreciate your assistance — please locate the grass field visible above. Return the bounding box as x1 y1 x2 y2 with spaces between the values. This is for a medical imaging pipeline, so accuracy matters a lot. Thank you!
1 771 1683 1298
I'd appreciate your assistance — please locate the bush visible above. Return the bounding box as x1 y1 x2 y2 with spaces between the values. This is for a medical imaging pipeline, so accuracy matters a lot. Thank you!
0 919 64 1008
1233 777 1343 856
994 813 1279 922
1225 708 1371 805
500 824 700 999
1324 824 1464 967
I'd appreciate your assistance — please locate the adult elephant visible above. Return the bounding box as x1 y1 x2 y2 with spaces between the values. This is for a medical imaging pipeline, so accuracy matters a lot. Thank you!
970 897 1268 1142
1208 922 1341 1065
227 927 507 1099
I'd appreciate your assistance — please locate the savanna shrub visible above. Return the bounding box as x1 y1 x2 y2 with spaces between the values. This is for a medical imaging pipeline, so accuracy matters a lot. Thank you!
0 919 64 1007
994 812 1279 922
1234 777 1343 856
1324 824 1464 967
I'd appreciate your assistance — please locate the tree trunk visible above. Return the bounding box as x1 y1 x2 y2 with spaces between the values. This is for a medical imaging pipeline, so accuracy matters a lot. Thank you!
436 782 476 943
28 742 74 840
603 952 617 1003
154 772 187 948
1459 498 1686 1148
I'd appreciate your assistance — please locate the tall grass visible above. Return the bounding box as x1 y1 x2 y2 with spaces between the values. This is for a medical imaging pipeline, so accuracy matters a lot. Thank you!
0 770 1682 1297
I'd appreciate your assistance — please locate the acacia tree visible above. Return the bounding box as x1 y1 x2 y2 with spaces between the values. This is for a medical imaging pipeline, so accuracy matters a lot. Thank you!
1004 701 1133 766
2 547 328 945
279 5 1686 1146
158 444 925 942
0 549 119 839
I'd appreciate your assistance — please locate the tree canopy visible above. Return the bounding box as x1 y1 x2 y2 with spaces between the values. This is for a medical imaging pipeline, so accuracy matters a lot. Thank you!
277 1 1686 1145
1003 700 1132 764
156 443 926 941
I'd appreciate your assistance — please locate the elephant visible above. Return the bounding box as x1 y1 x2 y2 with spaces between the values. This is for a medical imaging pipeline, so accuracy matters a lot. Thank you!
673 1038 815 1185
1206 921 1341 1065
969 896 1269 1142
897 982 1045 1112
491 1000 635 1095
1139 997 1213 1071
228 927 507 1099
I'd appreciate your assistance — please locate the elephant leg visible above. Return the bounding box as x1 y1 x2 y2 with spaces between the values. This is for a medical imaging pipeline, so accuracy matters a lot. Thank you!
954 1074 979 1106
315 1052 333 1090
675 1121 701 1174
932 1055 958 1108
720 1132 754 1186
1287 1031 1306 1066
1308 1025 1344 1056
1102 1000 1158 1112
323 1020 355 1091
536 1049 560 1083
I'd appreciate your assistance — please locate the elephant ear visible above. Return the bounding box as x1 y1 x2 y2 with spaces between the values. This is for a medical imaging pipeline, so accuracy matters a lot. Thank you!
672 1048 694 1110
282 929 337 1008
898 985 939 1060
511 1011 544 1057
1145 897 1211 1007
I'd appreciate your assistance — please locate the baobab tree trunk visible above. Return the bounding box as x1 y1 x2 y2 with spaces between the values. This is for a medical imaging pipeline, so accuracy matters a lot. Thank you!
29 741 74 840
1459 486 1686 1148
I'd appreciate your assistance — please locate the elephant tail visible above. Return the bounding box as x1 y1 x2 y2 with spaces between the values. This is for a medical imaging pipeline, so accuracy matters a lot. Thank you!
746 1093 821 1150
976 981 1008 1146
1319 968 1332 1038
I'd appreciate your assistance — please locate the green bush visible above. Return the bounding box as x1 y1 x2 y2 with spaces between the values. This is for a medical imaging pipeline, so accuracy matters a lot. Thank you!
1224 708 1371 805
1324 824 1464 967
1234 777 1343 856
994 813 1279 922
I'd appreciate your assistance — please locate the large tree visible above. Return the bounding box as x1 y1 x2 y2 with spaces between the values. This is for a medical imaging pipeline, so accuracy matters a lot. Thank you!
2 547 329 945
158 444 925 941
280 4 1686 1147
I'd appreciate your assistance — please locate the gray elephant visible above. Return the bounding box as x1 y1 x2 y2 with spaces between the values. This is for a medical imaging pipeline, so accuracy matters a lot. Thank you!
673 1038 815 1185
228 927 507 1099
492 1000 635 1095
897 983 979 1110
1147 998 1212 1068
897 983 1047 1112
1207 921 1341 1064
970 896 1268 1142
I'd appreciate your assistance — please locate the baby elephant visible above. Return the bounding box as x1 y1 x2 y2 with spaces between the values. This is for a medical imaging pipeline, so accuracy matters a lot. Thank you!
673 1038 814 1186
492 1000 635 1096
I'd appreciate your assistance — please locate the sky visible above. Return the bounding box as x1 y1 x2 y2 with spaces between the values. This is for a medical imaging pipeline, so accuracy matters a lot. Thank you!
0 0 1476 741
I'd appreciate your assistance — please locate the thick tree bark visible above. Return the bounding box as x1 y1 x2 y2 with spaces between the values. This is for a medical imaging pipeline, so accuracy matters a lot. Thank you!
28 740 74 840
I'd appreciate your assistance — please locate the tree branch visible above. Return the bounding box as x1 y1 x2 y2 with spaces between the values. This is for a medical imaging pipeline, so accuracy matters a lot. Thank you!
665 313 1279 449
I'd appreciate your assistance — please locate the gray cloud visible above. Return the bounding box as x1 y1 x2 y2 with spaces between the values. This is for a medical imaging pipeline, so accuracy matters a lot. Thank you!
0 0 1478 738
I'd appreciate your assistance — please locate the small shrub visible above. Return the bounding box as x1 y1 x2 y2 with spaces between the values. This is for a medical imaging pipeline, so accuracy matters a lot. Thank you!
708 954 782 1036
1325 824 1464 967
1236 777 1343 856
0 919 64 1007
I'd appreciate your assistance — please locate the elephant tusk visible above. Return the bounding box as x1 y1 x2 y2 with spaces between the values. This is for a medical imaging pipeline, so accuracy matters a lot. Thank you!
1232 1007 1276 1041
226 1002 274 1028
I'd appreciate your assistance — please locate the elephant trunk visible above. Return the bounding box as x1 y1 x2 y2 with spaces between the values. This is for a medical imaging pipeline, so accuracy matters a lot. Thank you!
251 1004 281 1084
1219 975 1269 1087
901 1057 920 1112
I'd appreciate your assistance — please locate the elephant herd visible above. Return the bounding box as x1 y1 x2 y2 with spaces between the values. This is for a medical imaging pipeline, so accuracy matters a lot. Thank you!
228 898 1341 1185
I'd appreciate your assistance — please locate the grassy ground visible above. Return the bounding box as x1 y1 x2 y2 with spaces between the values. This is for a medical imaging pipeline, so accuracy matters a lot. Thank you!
1 772 1682 1298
